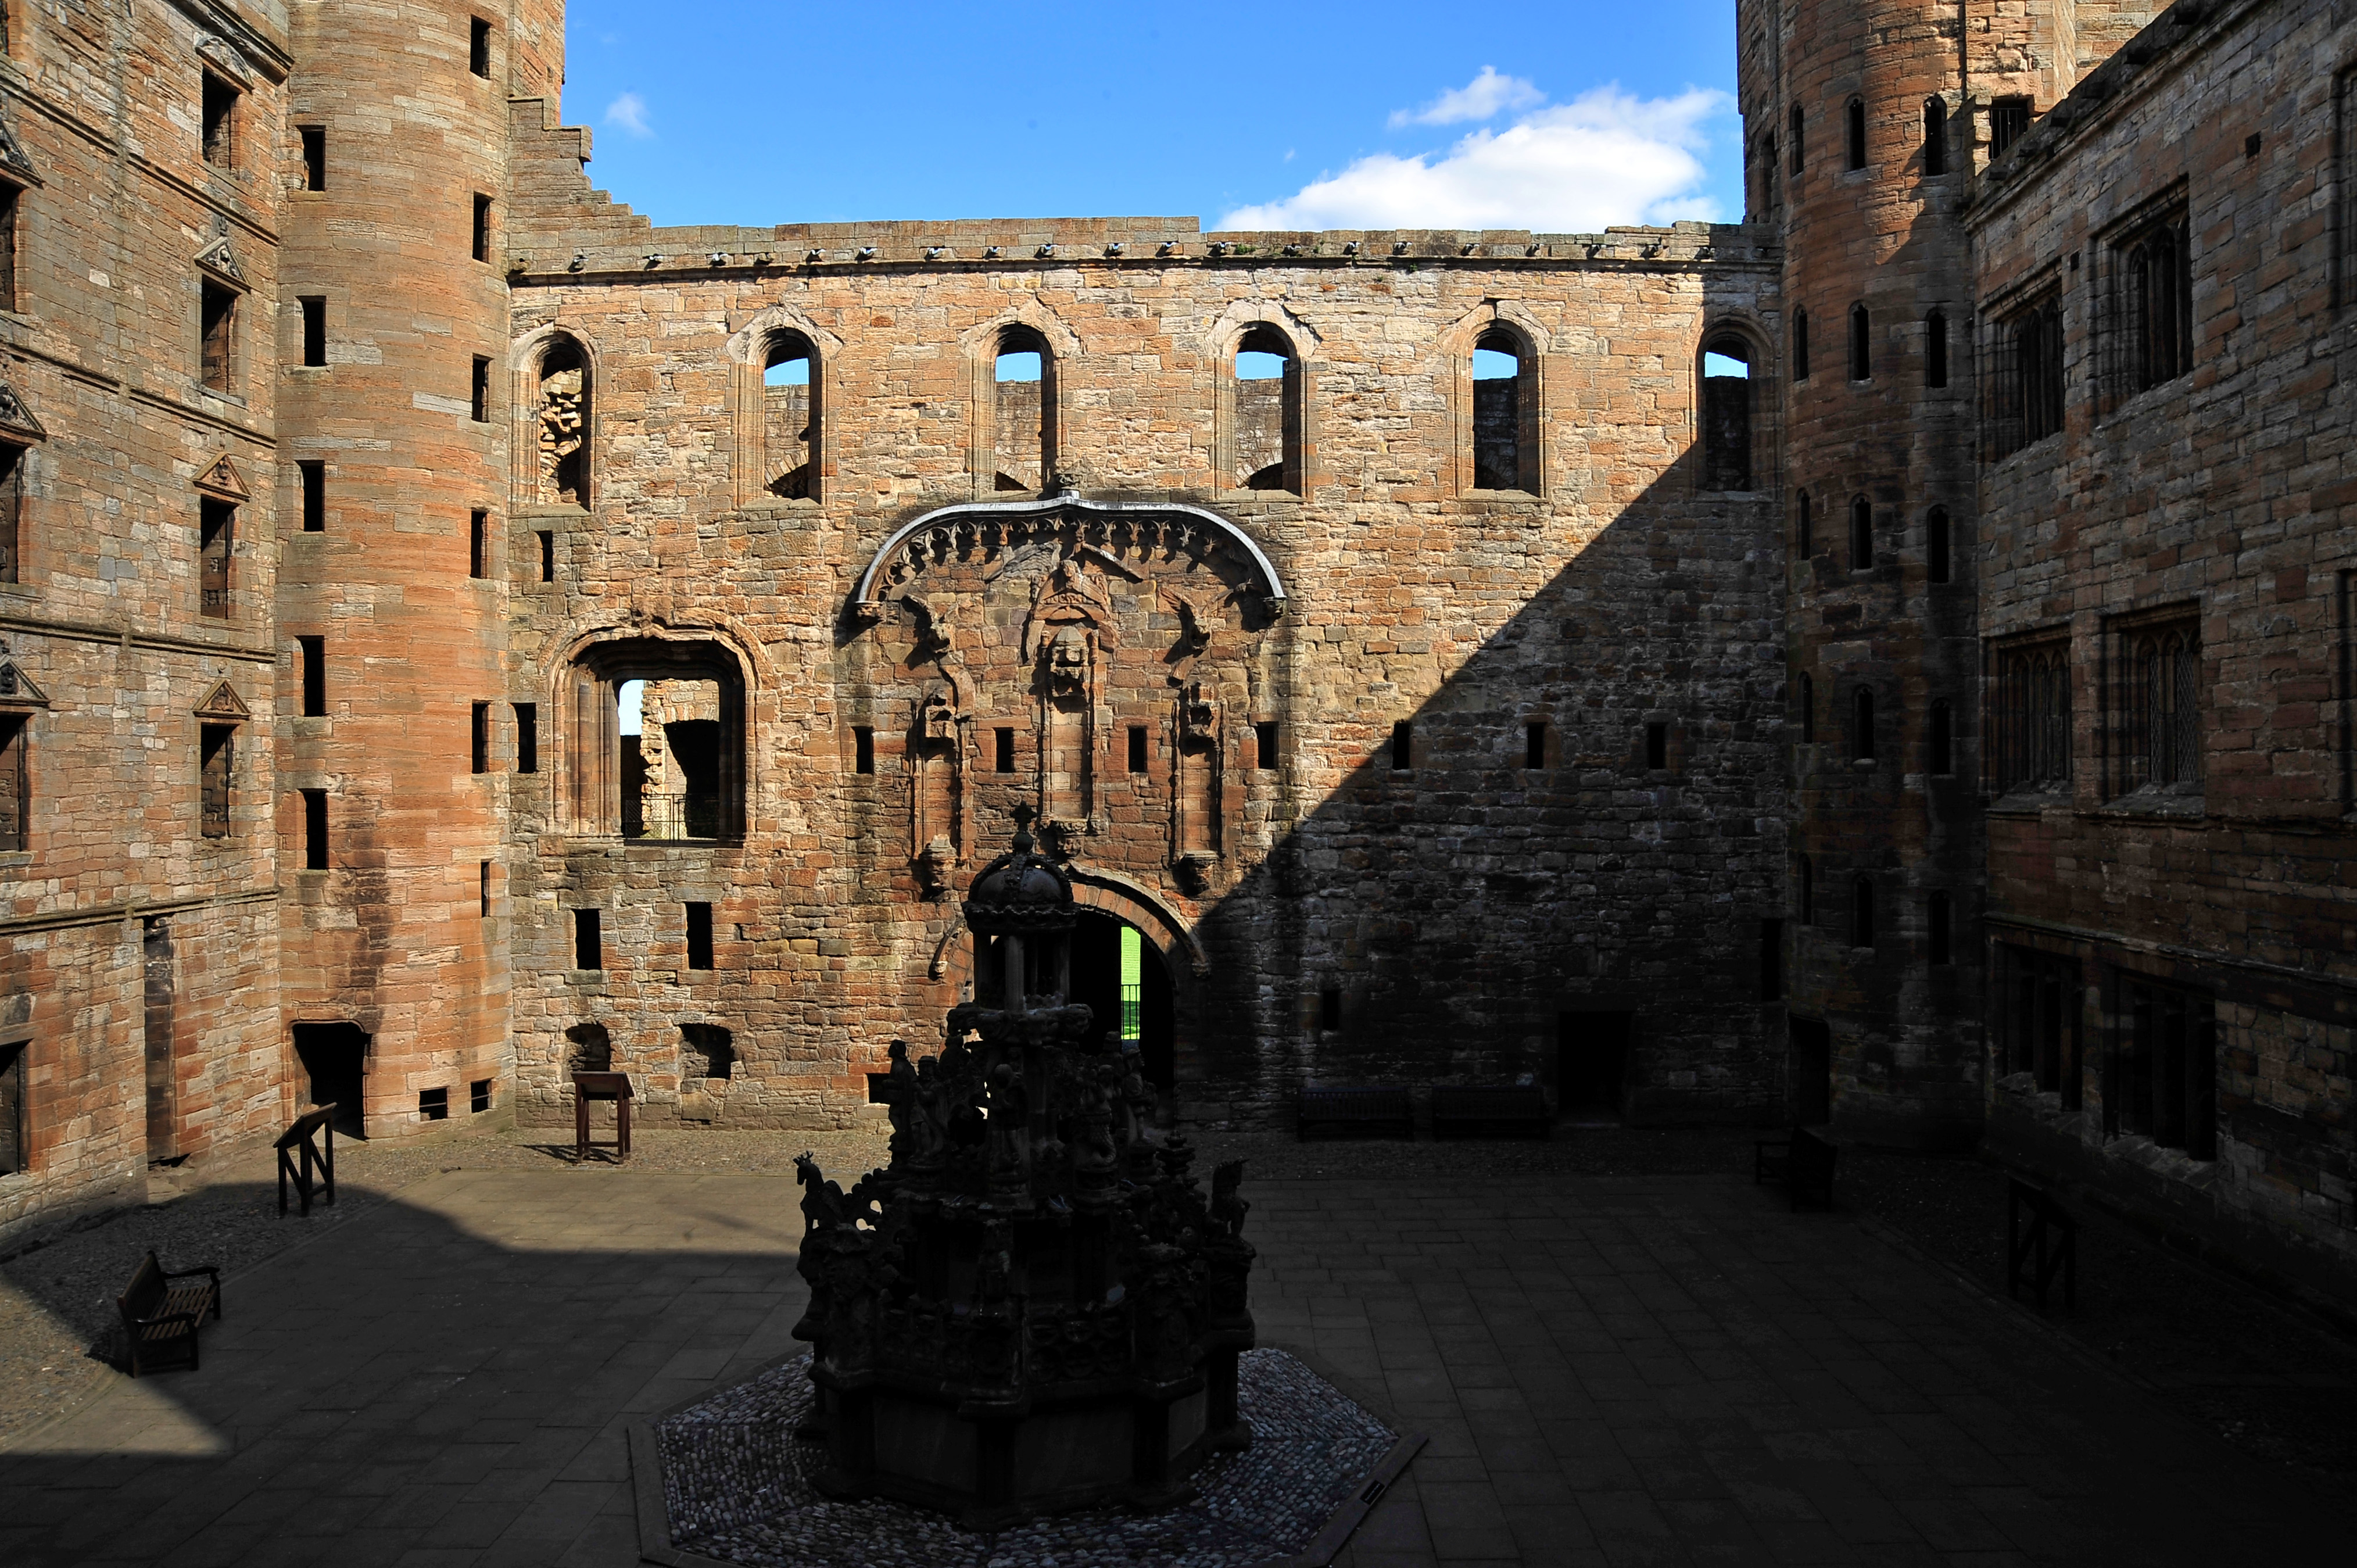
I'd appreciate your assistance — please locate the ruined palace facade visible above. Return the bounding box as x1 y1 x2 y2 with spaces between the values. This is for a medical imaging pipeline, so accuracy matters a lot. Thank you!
1 0 2352 1309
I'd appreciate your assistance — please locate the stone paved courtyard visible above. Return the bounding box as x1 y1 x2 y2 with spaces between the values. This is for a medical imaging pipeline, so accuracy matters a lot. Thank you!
0 1154 2347 1567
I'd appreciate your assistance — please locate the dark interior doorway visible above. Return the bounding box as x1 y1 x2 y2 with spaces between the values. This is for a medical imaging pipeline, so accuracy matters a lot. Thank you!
1789 1016 1833 1126
1070 911 1174 1092
1556 1011 1632 1123
293 1022 369 1138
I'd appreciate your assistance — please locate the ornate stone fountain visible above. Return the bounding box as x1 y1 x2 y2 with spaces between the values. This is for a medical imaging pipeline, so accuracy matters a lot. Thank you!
789 812 1255 1527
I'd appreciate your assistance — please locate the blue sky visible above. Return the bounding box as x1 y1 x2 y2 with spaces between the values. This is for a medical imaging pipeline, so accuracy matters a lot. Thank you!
563 1 1743 234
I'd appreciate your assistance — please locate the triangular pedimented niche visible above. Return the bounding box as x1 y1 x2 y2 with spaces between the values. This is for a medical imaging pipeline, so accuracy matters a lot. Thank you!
0 114 41 189
193 34 256 91
192 680 249 722
194 234 246 289
0 383 46 444
0 659 49 708
192 454 248 500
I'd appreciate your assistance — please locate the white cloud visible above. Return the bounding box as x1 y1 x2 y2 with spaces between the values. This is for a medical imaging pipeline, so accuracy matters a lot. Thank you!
1222 85 1732 234
1389 66 1545 129
604 91 653 138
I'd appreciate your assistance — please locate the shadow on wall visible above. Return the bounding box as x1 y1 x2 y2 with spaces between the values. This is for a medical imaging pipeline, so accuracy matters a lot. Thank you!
1183 406 1787 1127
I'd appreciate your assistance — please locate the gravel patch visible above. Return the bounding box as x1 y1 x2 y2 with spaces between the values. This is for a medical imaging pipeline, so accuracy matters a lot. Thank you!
655 1348 1396 1567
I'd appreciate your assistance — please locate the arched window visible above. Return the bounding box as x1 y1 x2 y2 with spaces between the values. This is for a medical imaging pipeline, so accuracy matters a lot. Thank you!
1798 670 1816 744
1929 699 1953 775
1849 495 1874 570
761 331 818 500
1231 323 1301 492
1789 103 1805 174
1700 334 1754 491
1853 877 1876 949
1471 326 1534 492
1798 854 1814 922
1923 98 1948 176
1796 489 1814 556
1926 505 1950 583
1851 686 1876 761
1754 131 1779 212
1846 97 1867 170
565 640 747 840
1792 309 1810 381
533 336 591 507
1849 303 1872 381
1925 309 1948 389
992 325 1055 492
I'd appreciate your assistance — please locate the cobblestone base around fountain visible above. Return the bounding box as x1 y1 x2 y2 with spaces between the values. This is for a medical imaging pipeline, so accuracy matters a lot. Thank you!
646 1347 1410 1567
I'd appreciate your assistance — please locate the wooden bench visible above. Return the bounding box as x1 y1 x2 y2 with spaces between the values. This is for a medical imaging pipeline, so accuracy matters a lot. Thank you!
2007 1176 2077 1313
116 1250 221 1376
1296 1085 1414 1140
1754 1126 1837 1210
1431 1084 1552 1139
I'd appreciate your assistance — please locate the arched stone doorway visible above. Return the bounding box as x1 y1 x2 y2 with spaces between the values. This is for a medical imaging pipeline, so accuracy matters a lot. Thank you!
1070 910 1176 1091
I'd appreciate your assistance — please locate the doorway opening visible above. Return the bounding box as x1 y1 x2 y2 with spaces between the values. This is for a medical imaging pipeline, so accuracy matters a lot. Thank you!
1788 1016 1832 1126
1556 1011 1632 1125
1069 911 1174 1094
292 1022 369 1138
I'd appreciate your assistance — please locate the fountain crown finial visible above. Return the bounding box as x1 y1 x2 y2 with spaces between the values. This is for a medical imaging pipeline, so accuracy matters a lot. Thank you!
963 812 1074 935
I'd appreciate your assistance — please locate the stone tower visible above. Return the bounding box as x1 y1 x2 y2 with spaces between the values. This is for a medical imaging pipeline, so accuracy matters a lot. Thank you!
273 2 565 1134
1740 0 2164 1143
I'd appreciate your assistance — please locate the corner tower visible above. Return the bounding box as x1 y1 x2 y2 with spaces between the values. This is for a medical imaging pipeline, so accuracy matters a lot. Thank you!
274 3 562 1135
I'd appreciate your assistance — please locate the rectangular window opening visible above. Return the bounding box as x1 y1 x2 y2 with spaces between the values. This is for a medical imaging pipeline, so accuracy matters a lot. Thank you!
299 295 326 367
1926 508 1950 585
471 701 490 774
199 724 234 838
470 356 490 423
200 282 236 393
479 859 491 917
852 725 875 775
470 1078 492 1114
0 184 18 314
471 194 492 263
1255 719 1279 771
0 713 26 854
0 1040 25 1176
536 530 554 583
1319 986 1342 1032
1928 891 1952 966
1645 722 1668 771
574 907 602 971
1525 721 1547 770
302 788 327 869
298 635 325 717
514 702 538 773
0 443 21 583
2111 613 2202 799
300 126 325 191
1991 638 2072 794
686 901 714 970
1127 724 1148 774
470 17 493 77
201 73 237 167
199 497 234 617
469 510 488 578
1390 719 1413 771
1990 97 2032 159
299 460 325 532
418 1087 449 1122
994 726 1016 774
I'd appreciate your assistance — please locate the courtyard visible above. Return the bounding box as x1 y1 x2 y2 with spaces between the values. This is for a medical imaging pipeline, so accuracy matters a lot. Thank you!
2 1127 2349 1567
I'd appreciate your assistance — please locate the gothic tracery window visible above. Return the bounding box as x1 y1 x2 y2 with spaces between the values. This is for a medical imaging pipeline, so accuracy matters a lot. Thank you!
2116 617 2201 796
1992 637 2071 794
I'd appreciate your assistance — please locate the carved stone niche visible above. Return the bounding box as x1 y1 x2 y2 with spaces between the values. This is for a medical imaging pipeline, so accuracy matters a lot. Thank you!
1170 680 1222 890
911 683 965 896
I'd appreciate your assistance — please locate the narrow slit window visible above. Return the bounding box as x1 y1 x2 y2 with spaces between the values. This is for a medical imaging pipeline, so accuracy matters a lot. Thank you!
536 530 554 583
201 73 237 167
200 282 236 392
300 296 326 367
1926 506 1950 584
298 635 325 717
1525 721 1547 770
471 701 490 774
470 17 493 77
574 907 602 971
1846 97 1867 170
1319 986 1342 1032
299 461 324 532
1796 489 1812 556
1849 496 1873 571
1645 722 1668 771
199 497 234 617
514 703 538 774
1127 724 1149 774
199 724 234 838
1390 719 1413 771
1852 688 1876 762
1255 721 1278 771
471 194 493 263
1929 699 1953 775
1792 310 1810 382
853 725 875 775
1853 878 1876 950
1849 303 1871 381
469 511 488 578
302 788 327 869
300 126 325 191
1922 98 1947 176
994 726 1015 774
1798 672 1815 745
1925 310 1947 389
479 860 491 917
686 902 714 969
1928 892 1952 965
470 355 490 423
1788 103 1805 173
